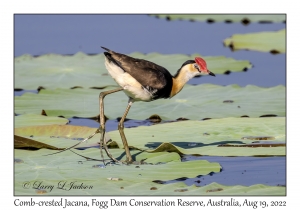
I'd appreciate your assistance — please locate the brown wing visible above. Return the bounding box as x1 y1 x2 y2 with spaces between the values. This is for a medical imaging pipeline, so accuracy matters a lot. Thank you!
102 47 173 98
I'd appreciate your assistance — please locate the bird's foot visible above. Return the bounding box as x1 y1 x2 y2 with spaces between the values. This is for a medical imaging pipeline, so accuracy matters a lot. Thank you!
104 158 148 166
123 158 147 165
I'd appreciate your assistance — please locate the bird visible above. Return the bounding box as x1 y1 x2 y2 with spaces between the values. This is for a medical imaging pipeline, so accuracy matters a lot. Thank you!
98 46 215 164
46 47 216 163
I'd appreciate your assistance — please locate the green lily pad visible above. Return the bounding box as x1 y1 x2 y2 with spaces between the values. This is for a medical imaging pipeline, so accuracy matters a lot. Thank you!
14 135 63 150
14 116 285 157
14 148 221 195
171 182 285 195
108 117 285 157
14 148 284 195
14 84 285 120
15 114 69 128
14 52 251 90
14 122 180 162
14 121 285 195
14 124 100 149
224 29 286 53
151 14 286 24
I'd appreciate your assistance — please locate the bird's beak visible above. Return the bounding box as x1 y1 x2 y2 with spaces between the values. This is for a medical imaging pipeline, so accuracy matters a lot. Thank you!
208 70 216 77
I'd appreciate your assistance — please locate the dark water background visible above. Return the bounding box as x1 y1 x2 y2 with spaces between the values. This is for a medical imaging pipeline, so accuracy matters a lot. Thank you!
14 14 286 187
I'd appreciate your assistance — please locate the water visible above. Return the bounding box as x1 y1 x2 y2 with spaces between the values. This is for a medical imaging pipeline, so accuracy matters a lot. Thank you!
180 156 286 187
67 118 155 131
14 14 286 87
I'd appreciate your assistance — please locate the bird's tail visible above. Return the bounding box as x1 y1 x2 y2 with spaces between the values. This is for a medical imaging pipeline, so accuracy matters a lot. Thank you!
101 46 122 68
101 46 112 52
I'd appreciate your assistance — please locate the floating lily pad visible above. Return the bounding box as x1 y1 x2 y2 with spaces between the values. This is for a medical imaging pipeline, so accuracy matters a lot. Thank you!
14 84 285 120
14 52 251 90
15 114 69 128
14 148 221 195
14 135 63 150
14 120 285 195
151 14 286 24
224 29 286 53
14 148 284 195
108 117 285 157
14 124 99 149
14 117 285 157
182 182 285 195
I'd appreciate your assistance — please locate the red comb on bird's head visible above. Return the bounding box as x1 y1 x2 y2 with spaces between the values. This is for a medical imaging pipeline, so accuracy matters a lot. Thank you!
195 57 207 70
194 57 215 76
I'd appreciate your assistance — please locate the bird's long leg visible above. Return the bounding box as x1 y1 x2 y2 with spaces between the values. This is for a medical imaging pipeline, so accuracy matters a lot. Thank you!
99 87 123 164
118 98 134 163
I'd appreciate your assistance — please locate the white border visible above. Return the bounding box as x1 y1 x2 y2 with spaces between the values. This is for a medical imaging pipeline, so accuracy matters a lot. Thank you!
5 0 296 208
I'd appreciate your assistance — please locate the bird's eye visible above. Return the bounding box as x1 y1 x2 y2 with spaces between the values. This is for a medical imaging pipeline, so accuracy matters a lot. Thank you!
194 64 200 70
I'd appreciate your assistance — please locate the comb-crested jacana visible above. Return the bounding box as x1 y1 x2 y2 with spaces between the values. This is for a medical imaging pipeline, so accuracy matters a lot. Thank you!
46 47 216 163
99 47 215 164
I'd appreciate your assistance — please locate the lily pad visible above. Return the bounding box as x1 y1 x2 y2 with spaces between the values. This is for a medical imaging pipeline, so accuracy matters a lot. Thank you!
176 182 285 195
14 117 285 157
14 135 62 150
14 52 251 90
151 14 286 24
14 148 284 195
224 29 286 53
14 124 99 149
14 148 221 195
14 84 285 120
15 114 69 128
108 117 286 157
